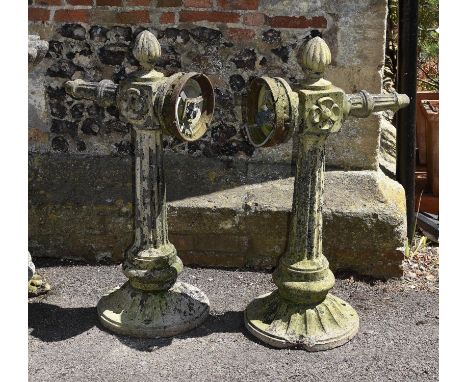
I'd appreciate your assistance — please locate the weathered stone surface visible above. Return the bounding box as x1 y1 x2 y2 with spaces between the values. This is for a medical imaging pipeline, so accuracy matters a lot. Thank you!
98 43 128 66
262 29 281 44
169 170 406 279
80 118 100 135
51 136 69 152
89 25 109 42
28 34 51 298
229 74 246 92
28 153 405 278
231 48 257 70
271 45 290 63
29 0 390 169
28 253 35 281
29 35 49 68
70 103 85 119
51 119 78 136
49 100 67 119
189 26 222 44
380 117 397 176
97 281 210 337
27 0 403 280
46 59 83 78
245 291 359 351
59 24 87 41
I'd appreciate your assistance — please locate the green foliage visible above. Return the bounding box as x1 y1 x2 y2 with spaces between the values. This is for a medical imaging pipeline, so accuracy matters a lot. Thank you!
405 235 428 259
418 0 439 89
387 0 439 90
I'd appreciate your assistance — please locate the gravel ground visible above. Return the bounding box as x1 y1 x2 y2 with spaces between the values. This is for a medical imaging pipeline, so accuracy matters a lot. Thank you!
29 259 438 382
402 241 439 291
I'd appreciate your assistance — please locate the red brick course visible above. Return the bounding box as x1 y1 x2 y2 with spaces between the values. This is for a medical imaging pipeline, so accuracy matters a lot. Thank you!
179 10 240 23
243 12 264 26
127 0 152 5
35 0 61 5
28 7 50 22
96 0 122 6
117 10 150 23
184 0 212 8
160 12 176 24
54 9 90 22
157 0 183 7
28 1 329 31
67 0 94 5
218 0 259 10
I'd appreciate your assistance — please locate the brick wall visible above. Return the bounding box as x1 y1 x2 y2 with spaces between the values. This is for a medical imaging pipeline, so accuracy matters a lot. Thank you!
29 1 327 32
28 0 387 169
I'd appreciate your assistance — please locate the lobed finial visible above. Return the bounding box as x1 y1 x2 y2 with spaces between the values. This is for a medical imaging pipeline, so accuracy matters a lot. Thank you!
133 30 161 70
300 37 331 75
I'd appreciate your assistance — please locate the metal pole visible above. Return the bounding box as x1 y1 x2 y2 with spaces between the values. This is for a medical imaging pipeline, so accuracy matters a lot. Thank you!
396 0 419 241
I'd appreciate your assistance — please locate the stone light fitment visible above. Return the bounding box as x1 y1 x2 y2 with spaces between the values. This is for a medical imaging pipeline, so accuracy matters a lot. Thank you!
243 36 409 351
28 35 51 297
65 30 215 337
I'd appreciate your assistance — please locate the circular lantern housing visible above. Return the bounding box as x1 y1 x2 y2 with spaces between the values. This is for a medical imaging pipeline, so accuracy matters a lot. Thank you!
157 72 214 142
244 77 298 147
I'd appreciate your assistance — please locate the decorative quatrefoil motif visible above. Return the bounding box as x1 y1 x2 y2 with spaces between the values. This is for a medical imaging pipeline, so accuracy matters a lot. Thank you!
120 87 150 124
308 96 341 131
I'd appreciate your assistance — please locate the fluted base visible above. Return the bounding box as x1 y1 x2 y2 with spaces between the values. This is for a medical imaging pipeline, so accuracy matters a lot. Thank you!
244 290 359 351
97 281 210 338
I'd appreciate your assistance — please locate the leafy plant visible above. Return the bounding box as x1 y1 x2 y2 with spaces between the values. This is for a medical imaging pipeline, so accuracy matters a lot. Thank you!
405 235 428 259
386 0 439 91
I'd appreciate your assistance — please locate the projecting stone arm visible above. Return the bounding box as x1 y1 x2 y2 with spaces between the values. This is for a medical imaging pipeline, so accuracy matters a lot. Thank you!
65 31 214 140
344 91 410 119
64 79 118 108
244 37 410 145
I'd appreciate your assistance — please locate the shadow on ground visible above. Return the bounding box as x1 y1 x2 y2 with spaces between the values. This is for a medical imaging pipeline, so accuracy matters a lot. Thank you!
112 310 251 351
28 302 97 342
28 302 255 351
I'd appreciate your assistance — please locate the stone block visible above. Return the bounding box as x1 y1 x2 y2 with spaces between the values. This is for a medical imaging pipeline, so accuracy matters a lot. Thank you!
29 153 406 278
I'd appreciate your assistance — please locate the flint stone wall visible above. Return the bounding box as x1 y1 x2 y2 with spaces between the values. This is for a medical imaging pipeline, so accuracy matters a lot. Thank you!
28 0 406 278
29 0 387 169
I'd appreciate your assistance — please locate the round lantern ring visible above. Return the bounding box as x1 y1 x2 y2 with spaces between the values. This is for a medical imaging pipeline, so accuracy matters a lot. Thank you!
158 72 215 142
244 76 298 148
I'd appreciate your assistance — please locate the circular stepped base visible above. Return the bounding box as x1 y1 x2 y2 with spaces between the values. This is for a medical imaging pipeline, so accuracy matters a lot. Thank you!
97 281 210 338
245 290 359 351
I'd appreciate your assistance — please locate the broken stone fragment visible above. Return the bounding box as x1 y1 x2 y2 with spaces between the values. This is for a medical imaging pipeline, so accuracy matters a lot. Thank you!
28 35 49 68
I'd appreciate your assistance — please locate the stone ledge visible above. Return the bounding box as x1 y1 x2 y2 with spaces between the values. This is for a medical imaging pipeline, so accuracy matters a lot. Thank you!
29 163 406 278
168 170 406 278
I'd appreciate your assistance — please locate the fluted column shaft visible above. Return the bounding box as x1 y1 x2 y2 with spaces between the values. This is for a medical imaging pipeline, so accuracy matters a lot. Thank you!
285 134 326 264
130 128 168 255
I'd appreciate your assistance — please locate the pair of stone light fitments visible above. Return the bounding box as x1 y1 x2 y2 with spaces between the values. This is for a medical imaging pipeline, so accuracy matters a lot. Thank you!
64 30 409 351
